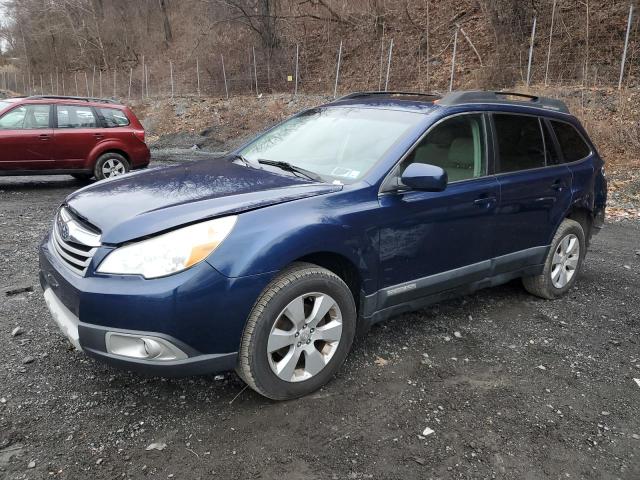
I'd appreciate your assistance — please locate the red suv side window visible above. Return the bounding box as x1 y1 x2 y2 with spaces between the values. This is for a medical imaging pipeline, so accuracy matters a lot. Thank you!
98 107 130 127
56 105 98 129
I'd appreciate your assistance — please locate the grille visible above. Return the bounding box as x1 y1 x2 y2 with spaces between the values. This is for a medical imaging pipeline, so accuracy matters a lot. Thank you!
51 207 101 275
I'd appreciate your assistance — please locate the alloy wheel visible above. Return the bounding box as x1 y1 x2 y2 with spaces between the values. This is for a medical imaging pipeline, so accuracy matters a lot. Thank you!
267 292 343 382
102 158 126 178
550 233 580 288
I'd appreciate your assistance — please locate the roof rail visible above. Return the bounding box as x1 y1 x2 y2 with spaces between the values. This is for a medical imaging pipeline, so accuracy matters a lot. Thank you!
26 95 119 104
438 90 569 113
336 91 442 101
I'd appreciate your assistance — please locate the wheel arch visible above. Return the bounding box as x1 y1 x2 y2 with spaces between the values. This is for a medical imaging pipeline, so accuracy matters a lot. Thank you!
87 143 131 168
292 252 363 313
566 206 593 246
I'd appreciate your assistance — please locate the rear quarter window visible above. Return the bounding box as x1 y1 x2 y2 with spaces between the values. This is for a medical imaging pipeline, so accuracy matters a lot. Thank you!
551 121 591 162
99 107 130 127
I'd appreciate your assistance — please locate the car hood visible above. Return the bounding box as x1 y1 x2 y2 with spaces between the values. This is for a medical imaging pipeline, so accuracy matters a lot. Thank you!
65 157 341 244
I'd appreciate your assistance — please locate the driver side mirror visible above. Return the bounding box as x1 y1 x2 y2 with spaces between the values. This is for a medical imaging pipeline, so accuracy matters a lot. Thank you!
400 163 448 192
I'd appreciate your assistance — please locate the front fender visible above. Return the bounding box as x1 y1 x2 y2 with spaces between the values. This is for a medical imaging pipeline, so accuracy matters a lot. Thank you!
206 187 380 295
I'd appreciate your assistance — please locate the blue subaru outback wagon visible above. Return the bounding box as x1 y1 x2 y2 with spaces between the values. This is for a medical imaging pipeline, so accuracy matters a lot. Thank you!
40 91 607 399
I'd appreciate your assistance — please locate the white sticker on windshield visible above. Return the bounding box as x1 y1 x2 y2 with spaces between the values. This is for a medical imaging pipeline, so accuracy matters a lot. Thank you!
331 166 359 179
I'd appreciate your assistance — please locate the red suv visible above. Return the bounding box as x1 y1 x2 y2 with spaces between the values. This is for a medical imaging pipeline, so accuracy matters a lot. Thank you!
0 95 150 180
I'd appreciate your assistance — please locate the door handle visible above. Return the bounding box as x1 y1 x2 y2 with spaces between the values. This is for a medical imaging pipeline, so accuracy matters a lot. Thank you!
93 133 104 140
473 195 497 207
39 134 50 141
551 179 566 191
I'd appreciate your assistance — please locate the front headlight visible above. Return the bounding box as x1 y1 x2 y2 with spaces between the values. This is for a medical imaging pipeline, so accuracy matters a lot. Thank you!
97 216 237 278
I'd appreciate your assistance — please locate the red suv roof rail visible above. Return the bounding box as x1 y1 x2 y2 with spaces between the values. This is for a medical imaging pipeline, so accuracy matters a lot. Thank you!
25 95 120 105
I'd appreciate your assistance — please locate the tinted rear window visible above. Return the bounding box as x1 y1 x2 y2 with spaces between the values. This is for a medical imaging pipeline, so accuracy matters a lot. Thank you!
494 114 545 173
551 121 591 162
99 107 130 127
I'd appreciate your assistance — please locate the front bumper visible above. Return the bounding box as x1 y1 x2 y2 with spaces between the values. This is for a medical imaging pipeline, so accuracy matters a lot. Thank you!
39 233 274 376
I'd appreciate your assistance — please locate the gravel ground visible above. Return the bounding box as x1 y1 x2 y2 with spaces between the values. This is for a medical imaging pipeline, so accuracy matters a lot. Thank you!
1 159 639 480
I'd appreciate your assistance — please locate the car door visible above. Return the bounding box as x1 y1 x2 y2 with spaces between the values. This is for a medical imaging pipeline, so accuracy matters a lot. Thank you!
0 103 54 170
52 104 102 168
491 113 573 272
376 113 499 310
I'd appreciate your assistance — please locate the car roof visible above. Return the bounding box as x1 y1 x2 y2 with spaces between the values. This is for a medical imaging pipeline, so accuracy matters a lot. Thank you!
327 90 571 116
5 95 126 108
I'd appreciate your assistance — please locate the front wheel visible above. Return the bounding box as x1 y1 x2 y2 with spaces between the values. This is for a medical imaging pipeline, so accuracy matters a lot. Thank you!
237 263 357 400
94 153 130 180
522 218 586 299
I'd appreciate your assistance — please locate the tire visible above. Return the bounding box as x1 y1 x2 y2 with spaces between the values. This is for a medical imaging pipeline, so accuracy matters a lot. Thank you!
522 218 586 299
237 262 357 400
71 173 93 181
94 152 130 180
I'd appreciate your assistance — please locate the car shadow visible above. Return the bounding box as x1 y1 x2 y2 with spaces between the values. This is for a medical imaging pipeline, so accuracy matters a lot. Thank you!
0 176 92 191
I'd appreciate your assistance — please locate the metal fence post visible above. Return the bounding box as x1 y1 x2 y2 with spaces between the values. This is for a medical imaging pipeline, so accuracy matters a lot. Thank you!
91 66 95 97
128 68 132 100
545 0 557 86
333 40 343 98
84 71 89 96
252 46 258 95
449 28 458 92
113 69 116 98
294 43 299 96
384 38 394 91
619 3 633 89
221 54 229 99
141 56 145 100
40 74 43 94
99 70 102 97
74 72 78 95
145 64 149 98
378 24 385 90
526 17 537 87
170 61 174 99
196 58 201 97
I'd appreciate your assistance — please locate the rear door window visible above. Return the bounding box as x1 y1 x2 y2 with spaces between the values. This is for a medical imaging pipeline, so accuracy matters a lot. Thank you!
494 114 545 173
56 105 98 128
550 121 591 162
98 107 130 127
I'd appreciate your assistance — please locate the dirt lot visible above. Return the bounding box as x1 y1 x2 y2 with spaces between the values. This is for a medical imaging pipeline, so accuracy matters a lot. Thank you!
1 160 639 480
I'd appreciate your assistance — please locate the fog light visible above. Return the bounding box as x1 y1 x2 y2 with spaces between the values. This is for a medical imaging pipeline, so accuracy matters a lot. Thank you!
105 332 188 361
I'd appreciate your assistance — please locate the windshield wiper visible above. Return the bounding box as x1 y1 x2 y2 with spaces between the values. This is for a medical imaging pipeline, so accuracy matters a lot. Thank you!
258 159 324 182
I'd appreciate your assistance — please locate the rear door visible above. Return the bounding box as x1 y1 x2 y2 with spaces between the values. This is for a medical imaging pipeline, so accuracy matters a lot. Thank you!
491 113 572 271
52 104 102 168
0 103 54 170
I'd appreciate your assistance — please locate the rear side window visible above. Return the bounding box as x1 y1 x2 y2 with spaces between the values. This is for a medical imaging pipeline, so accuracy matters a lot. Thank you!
550 121 591 162
57 105 97 128
0 104 50 129
494 114 545 173
99 107 130 127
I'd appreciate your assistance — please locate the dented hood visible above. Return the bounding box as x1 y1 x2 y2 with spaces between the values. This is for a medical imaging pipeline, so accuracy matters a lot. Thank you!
65 157 341 244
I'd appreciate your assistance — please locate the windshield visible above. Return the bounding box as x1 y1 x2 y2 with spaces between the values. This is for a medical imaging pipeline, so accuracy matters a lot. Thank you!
0 101 11 111
239 107 423 183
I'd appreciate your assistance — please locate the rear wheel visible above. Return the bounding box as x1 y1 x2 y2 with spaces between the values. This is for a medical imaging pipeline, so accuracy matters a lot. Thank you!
522 218 586 299
237 263 356 400
94 152 130 180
